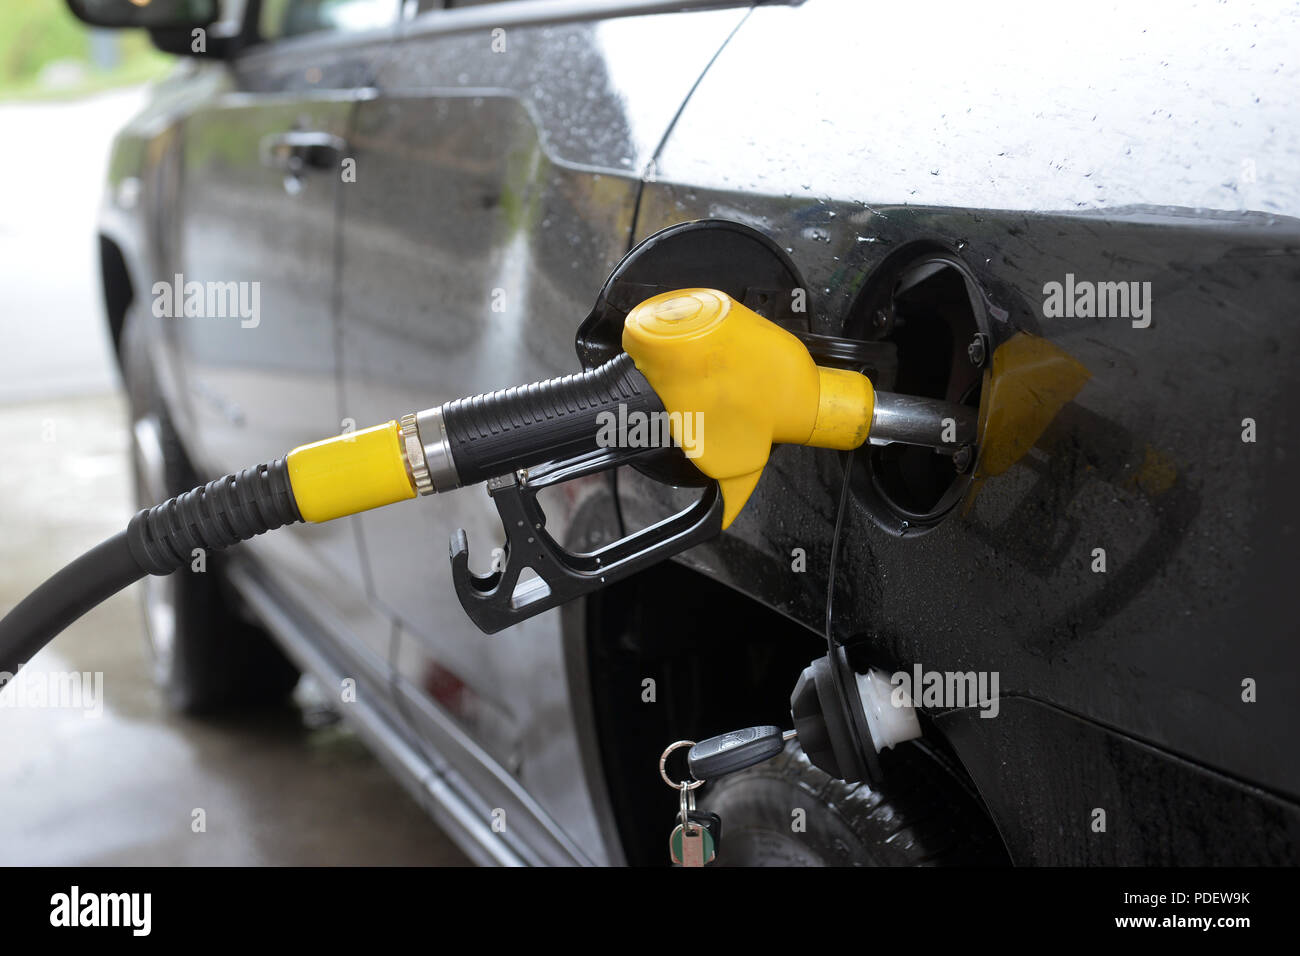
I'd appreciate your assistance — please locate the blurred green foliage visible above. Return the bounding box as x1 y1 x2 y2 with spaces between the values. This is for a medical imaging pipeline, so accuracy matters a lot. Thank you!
0 0 172 99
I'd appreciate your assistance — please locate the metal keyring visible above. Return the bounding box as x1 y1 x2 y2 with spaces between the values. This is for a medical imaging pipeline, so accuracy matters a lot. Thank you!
659 739 704 791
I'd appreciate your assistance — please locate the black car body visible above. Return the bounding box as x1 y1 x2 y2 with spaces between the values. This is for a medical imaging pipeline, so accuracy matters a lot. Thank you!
88 0 1300 865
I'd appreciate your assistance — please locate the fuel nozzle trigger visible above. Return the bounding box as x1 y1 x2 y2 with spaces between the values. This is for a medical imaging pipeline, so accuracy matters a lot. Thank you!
449 446 724 634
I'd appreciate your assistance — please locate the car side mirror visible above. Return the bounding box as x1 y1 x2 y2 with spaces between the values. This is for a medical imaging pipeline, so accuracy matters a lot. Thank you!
66 0 251 59
66 0 220 30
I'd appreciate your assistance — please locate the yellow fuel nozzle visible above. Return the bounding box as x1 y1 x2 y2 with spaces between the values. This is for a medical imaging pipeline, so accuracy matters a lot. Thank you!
622 289 875 528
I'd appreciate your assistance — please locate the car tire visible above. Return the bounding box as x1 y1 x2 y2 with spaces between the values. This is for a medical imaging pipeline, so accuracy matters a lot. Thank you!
121 310 300 713
697 740 1008 866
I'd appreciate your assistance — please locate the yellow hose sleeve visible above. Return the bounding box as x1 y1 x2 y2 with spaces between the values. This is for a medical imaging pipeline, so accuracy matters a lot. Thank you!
286 420 416 523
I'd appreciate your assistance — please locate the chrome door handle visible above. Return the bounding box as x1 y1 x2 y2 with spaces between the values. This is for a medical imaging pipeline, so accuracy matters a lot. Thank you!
258 131 346 174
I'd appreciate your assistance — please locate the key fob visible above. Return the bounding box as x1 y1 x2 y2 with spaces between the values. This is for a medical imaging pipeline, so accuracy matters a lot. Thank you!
688 725 785 780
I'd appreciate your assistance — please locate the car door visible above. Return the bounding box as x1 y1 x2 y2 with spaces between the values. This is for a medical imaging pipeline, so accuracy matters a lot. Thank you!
334 0 754 864
171 0 403 690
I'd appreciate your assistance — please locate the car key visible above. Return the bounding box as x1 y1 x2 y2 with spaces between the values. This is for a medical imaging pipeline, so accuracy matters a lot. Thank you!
660 740 716 866
670 818 714 866
669 782 715 866
687 725 792 780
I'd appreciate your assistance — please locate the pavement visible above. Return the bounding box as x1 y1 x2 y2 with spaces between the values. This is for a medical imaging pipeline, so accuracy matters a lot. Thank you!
0 89 469 866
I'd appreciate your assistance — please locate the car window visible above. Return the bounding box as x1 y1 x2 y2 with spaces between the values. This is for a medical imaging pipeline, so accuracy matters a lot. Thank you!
260 0 402 40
